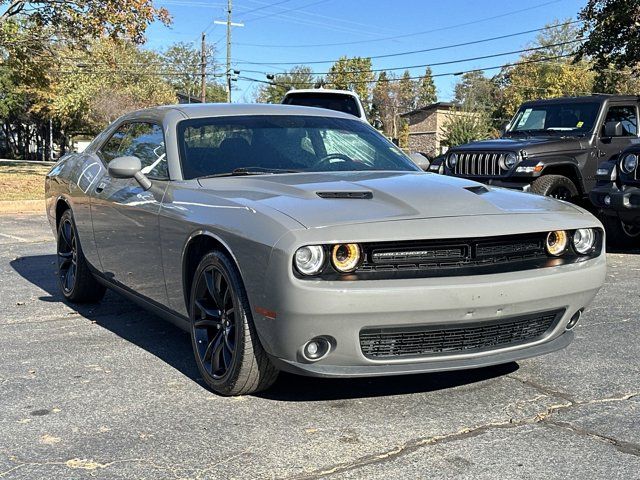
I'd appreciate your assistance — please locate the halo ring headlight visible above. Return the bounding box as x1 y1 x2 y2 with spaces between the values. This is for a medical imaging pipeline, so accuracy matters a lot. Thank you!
447 153 458 169
331 243 362 273
573 228 596 255
294 245 325 275
621 153 638 174
546 230 569 256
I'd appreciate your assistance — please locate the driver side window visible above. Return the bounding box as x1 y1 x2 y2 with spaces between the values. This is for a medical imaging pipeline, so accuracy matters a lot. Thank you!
98 124 130 163
603 106 638 137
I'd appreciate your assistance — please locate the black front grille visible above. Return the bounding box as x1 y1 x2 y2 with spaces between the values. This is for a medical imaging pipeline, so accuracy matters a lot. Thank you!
355 232 548 278
453 151 508 177
360 310 564 359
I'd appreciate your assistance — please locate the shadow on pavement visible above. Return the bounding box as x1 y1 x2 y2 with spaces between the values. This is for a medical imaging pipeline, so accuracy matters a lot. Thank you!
12 253 520 401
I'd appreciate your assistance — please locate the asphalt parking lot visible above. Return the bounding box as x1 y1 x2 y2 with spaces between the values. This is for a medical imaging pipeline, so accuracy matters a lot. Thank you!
1 213 639 479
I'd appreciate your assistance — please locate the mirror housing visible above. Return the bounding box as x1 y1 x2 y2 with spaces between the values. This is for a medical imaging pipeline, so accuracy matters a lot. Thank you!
108 156 152 190
603 121 623 138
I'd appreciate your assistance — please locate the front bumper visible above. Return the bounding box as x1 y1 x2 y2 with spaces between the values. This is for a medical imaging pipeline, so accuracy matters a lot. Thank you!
590 184 640 225
256 252 606 378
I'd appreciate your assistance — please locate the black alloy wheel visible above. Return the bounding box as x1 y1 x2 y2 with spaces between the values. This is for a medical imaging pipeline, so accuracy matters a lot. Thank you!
55 209 106 303
189 251 278 395
192 264 238 379
548 185 573 201
57 216 78 295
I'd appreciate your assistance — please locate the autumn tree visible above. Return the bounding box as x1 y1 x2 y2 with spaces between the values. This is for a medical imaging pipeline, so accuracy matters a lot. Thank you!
255 65 316 103
0 0 170 45
577 0 640 72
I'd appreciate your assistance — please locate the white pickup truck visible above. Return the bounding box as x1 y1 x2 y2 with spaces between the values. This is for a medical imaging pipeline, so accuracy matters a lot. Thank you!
282 88 368 122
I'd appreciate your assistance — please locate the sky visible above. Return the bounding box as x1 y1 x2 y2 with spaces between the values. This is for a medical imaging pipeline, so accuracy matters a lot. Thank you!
145 0 587 102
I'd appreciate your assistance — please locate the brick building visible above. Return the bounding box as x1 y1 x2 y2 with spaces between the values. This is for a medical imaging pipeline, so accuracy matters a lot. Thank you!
400 102 474 158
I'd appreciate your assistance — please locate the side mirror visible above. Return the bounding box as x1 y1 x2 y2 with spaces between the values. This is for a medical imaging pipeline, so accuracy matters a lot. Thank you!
603 121 623 138
372 118 384 130
108 156 152 190
499 122 510 136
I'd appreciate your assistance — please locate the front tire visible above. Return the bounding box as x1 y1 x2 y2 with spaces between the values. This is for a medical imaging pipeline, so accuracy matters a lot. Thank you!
189 251 278 396
530 175 579 202
601 214 640 249
56 209 106 303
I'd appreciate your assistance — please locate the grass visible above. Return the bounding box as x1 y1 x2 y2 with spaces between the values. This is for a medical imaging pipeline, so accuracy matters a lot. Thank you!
0 161 51 201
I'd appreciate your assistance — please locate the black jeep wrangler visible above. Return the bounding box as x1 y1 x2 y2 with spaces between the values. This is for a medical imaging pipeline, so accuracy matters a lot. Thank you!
430 95 640 202
590 146 640 247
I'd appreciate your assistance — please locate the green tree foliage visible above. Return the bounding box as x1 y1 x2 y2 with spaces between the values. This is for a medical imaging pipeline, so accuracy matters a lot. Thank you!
161 41 226 102
416 67 437 107
454 70 500 111
441 106 495 148
255 65 316 103
326 56 374 110
398 70 416 113
0 0 171 45
577 0 640 72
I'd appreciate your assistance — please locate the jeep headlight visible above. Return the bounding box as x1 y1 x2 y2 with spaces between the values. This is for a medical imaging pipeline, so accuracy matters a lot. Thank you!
294 245 325 275
621 153 638 174
500 152 518 170
447 153 458 169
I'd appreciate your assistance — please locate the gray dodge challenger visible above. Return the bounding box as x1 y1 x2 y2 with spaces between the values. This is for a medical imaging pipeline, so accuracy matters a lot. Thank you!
45 104 606 395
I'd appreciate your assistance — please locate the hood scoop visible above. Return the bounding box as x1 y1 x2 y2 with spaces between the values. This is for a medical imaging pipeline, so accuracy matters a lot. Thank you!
464 185 489 195
316 191 373 199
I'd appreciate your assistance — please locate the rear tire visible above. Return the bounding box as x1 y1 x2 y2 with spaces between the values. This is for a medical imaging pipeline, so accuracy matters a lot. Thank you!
56 209 106 303
189 251 278 396
530 175 579 202
601 214 640 249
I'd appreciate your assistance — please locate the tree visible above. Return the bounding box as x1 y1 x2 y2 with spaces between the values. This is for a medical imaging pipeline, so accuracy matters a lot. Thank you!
441 106 496 149
577 0 640 72
397 70 417 113
255 65 316 103
0 0 170 45
416 67 437 107
534 18 581 57
454 70 499 111
326 56 374 110
162 41 226 102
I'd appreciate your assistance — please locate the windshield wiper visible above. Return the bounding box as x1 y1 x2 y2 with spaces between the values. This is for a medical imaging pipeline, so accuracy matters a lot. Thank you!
199 167 302 179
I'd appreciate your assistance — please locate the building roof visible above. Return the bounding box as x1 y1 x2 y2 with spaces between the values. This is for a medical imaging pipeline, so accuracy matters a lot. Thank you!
400 102 459 118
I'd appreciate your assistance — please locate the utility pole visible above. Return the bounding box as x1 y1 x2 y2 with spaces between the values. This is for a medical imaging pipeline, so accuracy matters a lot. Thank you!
226 0 232 102
200 31 207 103
215 1 243 103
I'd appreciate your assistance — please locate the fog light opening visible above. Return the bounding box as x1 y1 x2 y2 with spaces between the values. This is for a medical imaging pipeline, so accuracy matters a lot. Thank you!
302 337 331 361
566 309 583 330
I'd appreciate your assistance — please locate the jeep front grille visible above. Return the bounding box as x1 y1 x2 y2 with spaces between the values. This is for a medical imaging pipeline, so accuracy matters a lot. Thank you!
453 152 508 177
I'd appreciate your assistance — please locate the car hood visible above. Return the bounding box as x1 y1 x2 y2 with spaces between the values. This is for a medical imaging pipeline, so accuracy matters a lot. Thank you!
198 171 583 229
451 136 586 155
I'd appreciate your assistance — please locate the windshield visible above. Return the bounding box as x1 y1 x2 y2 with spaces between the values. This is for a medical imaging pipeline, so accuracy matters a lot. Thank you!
507 102 600 135
283 93 361 117
177 115 418 179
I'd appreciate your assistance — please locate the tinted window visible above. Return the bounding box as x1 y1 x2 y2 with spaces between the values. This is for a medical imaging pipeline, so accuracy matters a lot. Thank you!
604 105 637 137
121 123 168 179
99 124 130 163
283 93 360 117
508 102 600 134
177 115 418 180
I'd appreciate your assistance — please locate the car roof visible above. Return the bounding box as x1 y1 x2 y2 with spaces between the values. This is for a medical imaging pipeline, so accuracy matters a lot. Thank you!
283 88 361 98
520 94 640 107
122 102 360 122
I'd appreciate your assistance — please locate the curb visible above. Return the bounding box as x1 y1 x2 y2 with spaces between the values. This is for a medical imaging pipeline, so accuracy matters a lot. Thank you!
0 200 46 215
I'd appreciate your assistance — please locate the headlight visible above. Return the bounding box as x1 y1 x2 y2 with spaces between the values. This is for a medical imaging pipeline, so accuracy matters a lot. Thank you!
573 228 596 254
447 153 458 169
294 245 325 275
331 243 361 273
500 152 518 170
545 230 568 256
621 153 638 174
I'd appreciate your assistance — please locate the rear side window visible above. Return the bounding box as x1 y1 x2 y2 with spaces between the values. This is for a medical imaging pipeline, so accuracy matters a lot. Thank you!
604 105 638 137
283 93 360 118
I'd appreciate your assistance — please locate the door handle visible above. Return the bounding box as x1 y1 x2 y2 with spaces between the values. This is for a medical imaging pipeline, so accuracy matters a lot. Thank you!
95 182 106 194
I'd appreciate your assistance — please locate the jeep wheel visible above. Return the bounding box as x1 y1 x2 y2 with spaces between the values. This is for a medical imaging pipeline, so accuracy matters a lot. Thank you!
602 214 640 249
530 175 579 202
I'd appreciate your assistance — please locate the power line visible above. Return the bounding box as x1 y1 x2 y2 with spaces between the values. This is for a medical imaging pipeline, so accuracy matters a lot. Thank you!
241 0 331 23
236 0 563 47
245 40 584 77
235 20 582 66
